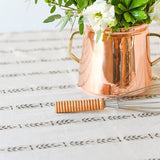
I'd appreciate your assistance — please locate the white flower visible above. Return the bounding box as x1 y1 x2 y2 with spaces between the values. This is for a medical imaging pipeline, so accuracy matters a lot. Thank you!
83 0 116 33
149 0 160 24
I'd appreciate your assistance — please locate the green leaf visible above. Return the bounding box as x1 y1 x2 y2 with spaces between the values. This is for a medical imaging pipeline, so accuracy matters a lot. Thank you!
136 5 147 11
115 6 123 14
43 14 61 23
131 10 147 20
96 30 102 43
129 0 148 9
118 3 127 11
78 15 84 34
65 0 73 7
116 14 123 22
35 0 38 4
124 0 132 8
111 0 121 5
70 0 77 6
79 23 84 35
56 17 65 27
58 0 62 6
124 12 132 22
130 15 136 23
60 16 69 31
147 0 157 9
144 16 152 24
89 0 92 5
50 5 56 13
121 19 130 30
44 0 49 3
77 0 88 10
124 12 136 23
78 15 83 24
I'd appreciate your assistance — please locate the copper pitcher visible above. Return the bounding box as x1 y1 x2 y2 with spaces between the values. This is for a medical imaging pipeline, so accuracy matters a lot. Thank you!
69 24 160 97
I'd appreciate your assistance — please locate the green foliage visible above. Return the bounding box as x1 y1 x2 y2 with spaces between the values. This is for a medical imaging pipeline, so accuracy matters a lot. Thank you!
113 0 150 29
78 15 84 35
35 0 38 4
50 5 56 13
34 0 158 34
43 14 61 23
36 0 95 33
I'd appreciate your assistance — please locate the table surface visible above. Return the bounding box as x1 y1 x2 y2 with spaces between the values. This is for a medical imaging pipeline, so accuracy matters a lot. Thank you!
0 25 160 160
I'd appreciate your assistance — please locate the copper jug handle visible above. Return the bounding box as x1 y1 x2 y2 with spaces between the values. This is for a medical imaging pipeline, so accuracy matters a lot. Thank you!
69 32 160 65
68 31 80 63
148 33 160 66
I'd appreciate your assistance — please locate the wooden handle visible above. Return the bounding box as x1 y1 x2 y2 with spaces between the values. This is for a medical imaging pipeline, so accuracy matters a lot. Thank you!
55 99 105 113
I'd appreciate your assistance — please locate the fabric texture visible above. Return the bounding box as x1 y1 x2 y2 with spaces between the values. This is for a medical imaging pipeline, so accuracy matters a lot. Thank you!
0 25 160 160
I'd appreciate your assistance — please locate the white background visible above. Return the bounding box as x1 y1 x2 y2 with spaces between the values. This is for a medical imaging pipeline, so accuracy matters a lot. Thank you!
0 0 67 32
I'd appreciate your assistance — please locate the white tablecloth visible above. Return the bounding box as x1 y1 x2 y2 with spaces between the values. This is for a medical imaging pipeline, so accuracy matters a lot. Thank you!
0 25 160 160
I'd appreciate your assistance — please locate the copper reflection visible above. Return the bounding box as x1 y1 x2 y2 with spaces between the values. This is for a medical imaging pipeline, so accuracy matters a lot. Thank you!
78 24 152 97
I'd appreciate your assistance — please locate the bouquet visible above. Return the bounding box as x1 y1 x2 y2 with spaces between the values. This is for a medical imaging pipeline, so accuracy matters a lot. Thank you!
35 0 160 42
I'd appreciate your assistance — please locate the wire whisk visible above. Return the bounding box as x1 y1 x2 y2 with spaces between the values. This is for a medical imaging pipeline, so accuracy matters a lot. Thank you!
55 84 160 113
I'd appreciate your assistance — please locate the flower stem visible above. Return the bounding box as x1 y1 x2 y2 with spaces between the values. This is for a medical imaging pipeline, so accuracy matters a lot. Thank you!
51 2 77 11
